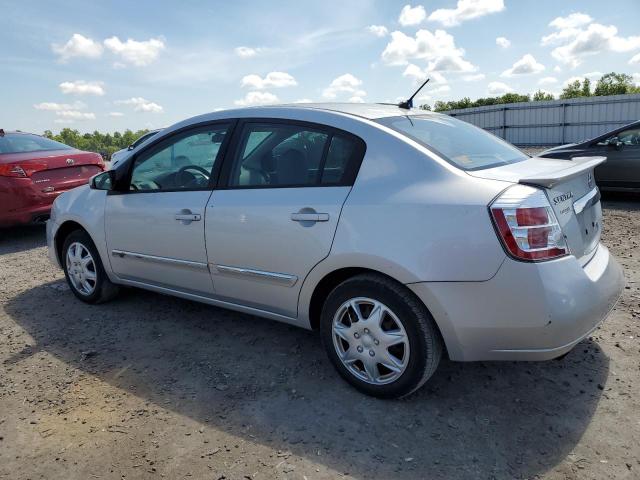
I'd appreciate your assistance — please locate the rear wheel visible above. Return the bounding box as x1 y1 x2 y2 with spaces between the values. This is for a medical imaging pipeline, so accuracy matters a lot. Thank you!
320 274 442 398
62 230 119 304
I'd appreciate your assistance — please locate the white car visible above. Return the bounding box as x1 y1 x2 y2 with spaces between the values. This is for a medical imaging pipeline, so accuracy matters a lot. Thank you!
47 103 624 398
108 129 161 169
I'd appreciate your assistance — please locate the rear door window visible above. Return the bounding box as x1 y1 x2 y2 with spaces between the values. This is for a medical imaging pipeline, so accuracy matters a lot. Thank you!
226 121 365 188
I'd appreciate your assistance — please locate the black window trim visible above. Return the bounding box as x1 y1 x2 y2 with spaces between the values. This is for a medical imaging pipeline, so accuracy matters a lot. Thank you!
108 119 238 195
217 117 367 190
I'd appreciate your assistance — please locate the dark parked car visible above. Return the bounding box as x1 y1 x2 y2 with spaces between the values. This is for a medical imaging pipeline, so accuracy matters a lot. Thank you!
0 130 104 227
539 120 640 192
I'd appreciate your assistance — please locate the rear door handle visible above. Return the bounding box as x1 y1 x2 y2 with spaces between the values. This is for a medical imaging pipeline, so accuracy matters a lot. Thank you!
291 212 329 222
175 210 201 224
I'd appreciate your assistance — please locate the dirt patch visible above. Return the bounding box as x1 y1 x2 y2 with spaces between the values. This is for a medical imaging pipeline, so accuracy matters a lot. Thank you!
1 195 639 480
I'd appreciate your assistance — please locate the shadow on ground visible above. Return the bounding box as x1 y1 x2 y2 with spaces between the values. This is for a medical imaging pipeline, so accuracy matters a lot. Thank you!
0 224 46 255
5 282 608 479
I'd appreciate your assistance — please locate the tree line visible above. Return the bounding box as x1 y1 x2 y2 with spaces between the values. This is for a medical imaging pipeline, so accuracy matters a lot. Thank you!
421 72 640 112
43 128 151 160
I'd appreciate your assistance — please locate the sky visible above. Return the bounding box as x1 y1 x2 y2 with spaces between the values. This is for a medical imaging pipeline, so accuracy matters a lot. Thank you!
2 0 640 134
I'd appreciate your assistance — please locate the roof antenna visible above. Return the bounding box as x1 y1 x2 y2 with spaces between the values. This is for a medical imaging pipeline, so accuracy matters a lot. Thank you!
398 78 430 110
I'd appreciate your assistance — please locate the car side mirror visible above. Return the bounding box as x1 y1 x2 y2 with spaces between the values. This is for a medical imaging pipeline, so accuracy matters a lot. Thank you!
91 170 115 190
127 144 135 151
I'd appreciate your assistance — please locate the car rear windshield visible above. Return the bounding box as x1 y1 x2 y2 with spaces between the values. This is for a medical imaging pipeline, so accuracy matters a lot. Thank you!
0 134 72 154
376 115 528 171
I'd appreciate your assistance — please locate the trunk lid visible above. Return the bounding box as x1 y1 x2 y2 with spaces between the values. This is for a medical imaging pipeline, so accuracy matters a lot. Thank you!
0 149 104 191
469 156 606 264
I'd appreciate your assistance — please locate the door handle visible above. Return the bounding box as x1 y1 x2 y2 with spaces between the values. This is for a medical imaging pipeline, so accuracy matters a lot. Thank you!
175 210 201 224
291 211 329 223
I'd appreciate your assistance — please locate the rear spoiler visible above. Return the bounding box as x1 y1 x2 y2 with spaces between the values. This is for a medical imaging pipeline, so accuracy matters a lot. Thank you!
519 156 606 188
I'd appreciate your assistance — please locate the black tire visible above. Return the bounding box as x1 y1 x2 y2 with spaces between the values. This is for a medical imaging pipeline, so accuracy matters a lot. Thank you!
320 274 442 398
61 229 119 304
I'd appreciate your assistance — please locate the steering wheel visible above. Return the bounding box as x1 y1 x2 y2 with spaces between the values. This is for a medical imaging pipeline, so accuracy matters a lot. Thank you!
176 165 210 188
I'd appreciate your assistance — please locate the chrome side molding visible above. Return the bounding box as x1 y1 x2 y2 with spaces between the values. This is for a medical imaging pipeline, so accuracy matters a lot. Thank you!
212 264 298 287
111 249 209 270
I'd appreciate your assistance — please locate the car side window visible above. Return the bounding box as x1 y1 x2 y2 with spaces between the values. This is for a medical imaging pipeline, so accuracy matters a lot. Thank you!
130 124 230 191
617 128 640 145
227 122 366 188
598 128 640 146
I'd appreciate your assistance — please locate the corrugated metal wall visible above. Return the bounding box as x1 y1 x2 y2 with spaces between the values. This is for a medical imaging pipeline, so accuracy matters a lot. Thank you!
444 93 640 146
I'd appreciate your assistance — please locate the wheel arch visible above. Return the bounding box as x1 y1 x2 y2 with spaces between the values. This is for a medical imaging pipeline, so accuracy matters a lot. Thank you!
54 220 88 266
304 265 450 359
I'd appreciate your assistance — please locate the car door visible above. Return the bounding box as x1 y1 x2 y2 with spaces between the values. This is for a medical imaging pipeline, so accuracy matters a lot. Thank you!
205 119 365 318
592 126 640 188
105 122 233 295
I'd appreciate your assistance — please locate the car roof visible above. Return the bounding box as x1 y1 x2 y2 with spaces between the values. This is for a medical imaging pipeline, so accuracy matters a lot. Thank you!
237 103 436 120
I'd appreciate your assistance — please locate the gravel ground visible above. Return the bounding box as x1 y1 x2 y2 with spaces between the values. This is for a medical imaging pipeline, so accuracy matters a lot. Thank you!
1 194 639 480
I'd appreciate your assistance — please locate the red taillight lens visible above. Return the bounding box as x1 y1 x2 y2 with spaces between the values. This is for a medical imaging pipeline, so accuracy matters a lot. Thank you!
0 161 49 177
490 185 569 261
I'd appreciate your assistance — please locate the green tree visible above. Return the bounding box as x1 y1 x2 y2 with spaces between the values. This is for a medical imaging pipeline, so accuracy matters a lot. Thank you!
560 80 584 99
533 90 554 101
581 78 592 96
594 72 638 96
43 128 150 160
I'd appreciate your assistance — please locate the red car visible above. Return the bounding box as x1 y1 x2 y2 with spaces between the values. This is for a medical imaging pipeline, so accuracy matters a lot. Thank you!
0 130 104 227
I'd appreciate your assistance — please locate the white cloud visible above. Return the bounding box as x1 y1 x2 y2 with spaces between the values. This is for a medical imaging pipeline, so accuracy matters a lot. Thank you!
59 80 105 96
430 85 451 94
234 91 279 106
402 64 447 84
630 53 640 65
381 29 476 73
488 81 513 95
428 0 505 27
399 5 427 26
543 16 640 68
241 72 297 89
495 37 510 48
463 73 485 81
538 76 558 85
367 25 389 37
562 72 602 86
501 54 545 77
52 34 103 62
554 65 562 73
108 112 124 117
294 98 314 103
549 12 593 30
33 101 87 111
55 111 96 120
348 96 366 103
234 46 262 58
115 97 164 113
322 73 366 101
104 36 165 66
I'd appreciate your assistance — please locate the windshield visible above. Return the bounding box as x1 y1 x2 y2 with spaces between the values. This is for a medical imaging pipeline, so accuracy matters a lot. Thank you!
0 134 72 154
377 115 528 171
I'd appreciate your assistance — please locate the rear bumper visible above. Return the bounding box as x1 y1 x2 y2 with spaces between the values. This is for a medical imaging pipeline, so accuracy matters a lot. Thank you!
409 244 624 361
0 177 67 227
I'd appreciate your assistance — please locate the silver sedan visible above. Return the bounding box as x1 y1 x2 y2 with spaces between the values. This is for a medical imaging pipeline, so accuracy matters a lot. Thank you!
47 103 624 398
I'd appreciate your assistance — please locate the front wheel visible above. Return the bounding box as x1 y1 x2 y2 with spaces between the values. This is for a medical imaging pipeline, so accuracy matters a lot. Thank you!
320 274 442 398
62 230 119 304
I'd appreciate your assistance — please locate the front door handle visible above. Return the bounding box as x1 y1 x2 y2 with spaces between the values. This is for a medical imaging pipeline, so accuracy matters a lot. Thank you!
175 209 201 224
291 209 329 223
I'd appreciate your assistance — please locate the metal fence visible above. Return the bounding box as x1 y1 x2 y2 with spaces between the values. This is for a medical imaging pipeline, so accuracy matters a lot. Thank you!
443 93 640 146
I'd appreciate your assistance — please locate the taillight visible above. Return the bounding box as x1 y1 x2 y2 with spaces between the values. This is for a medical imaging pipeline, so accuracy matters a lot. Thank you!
0 161 49 177
490 184 569 261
